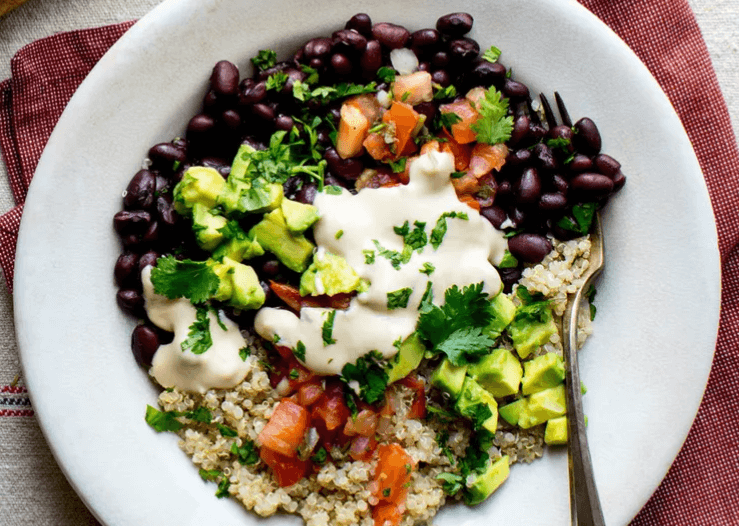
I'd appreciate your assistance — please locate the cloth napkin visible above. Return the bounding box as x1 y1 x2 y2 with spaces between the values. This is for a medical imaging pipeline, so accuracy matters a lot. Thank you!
0 2 737 524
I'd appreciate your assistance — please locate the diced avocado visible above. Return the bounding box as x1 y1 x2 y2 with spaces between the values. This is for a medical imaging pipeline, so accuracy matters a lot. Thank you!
173 166 226 214
521 352 565 395
464 455 510 505
468 348 522 398
455 377 498 434
508 305 558 359
430 358 468 399
387 333 426 384
210 257 265 310
219 179 283 215
483 293 517 339
499 398 527 426
518 384 566 429
299 251 360 296
544 416 568 445
191 204 228 251
249 208 315 273
211 222 264 262
281 198 319 234
230 143 257 180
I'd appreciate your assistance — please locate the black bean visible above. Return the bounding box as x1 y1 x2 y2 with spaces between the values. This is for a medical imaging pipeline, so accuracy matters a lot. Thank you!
527 123 546 143
414 101 437 123
148 143 187 171
240 80 267 105
418 62 431 72
570 172 615 198
411 29 440 52
138 250 159 273
309 57 324 70
210 60 239 97
220 109 241 130
324 147 364 180
345 13 372 37
538 192 568 212
568 154 593 172
431 51 450 69
115 252 139 287
261 259 281 276
241 136 267 151
496 180 513 203
509 207 528 227
503 79 530 100
371 22 410 49
303 37 333 59
296 182 317 204
275 114 295 132
124 169 156 210
436 13 474 37
552 174 569 194
431 70 451 87
203 89 219 112
142 220 159 244
508 233 553 263
251 103 275 122
114 210 151 236
573 117 602 155
200 157 231 178
187 113 216 135
611 170 626 191
533 143 558 171
360 40 383 77
131 324 160 367
509 115 530 147
469 60 506 88
550 222 582 241
118 289 145 317
499 267 522 293
332 29 367 54
480 205 507 229
331 53 353 76
517 166 542 204
448 38 480 62
594 154 621 177
548 125 574 152
506 148 531 168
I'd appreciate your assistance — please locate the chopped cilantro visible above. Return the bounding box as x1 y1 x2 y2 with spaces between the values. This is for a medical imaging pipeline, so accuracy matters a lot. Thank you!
321 310 337 346
231 440 260 465
292 79 312 101
215 477 231 498
300 64 320 84
311 447 328 464
373 239 409 270
145 405 183 432
400 91 411 102
217 423 238 437
199 468 221 481
433 84 457 100
556 202 597 235
376 66 396 83
185 406 213 424
387 287 413 310
211 306 227 331
388 157 407 173
546 136 572 153
497 250 519 269
335 230 344 240
482 45 502 63
340 351 388 405
324 185 343 195
363 250 376 264
251 49 277 71
469 403 494 429
514 287 553 325
289 368 300 379
419 262 435 275
586 284 597 320
435 111 463 131
382 488 391 497
273 334 281 343
239 346 251 361
430 211 468 249
470 87 513 145
181 305 213 355
150 255 220 304
436 472 464 495
450 171 466 179
293 341 307 362
265 71 289 91
418 281 434 310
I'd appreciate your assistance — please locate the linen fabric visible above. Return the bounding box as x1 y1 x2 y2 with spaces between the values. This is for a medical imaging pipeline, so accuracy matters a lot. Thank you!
0 1 737 524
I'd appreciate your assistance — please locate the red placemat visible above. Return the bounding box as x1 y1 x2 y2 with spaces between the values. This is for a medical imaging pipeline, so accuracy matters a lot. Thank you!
0 2 737 524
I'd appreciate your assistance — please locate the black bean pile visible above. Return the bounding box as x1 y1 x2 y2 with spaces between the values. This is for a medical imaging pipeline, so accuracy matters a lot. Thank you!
113 12 625 365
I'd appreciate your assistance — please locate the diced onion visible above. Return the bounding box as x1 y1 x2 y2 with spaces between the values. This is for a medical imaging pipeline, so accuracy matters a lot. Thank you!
390 48 419 76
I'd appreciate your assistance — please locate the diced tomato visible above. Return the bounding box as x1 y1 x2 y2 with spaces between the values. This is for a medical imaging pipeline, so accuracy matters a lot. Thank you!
298 379 324 407
382 101 420 159
344 408 379 437
260 447 311 487
273 344 294 360
350 435 378 462
363 132 394 161
451 172 480 194
336 94 383 159
311 380 350 432
268 281 353 312
373 501 404 526
439 99 479 144
258 400 309 457
398 375 427 420
392 71 433 106
439 129 472 171
458 193 481 211
373 443 414 525
468 142 508 178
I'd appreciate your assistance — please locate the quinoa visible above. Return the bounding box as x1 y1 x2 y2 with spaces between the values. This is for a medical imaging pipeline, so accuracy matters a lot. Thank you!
153 233 593 525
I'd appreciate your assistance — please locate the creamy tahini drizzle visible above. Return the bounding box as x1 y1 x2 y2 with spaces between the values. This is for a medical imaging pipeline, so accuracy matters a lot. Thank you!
255 150 507 375
141 266 250 393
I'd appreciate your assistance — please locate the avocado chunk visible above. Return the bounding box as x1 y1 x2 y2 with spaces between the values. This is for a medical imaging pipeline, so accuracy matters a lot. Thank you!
281 198 320 234
508 303 558 359
210 257 265 310
249 208 315 273
521 352 565 395
544 416 568 445
499 398 527 426
483 293 517 339
299 250 360 296
219 179 283 216
173 166 226 214
211 221 264 262
455 377 499 434
464 455 510 505
467 348 522 398
191 204 228 251
430 358 468 399
386 332 426 384
518 384 566 429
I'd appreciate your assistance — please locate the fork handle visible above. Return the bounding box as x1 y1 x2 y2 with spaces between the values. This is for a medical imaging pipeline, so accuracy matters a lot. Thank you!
563 286 606 526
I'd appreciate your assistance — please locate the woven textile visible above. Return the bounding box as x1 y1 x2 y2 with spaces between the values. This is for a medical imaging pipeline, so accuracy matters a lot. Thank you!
0 2 737 524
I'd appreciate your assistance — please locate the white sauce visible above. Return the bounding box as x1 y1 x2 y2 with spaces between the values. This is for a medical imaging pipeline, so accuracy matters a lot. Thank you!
141 266 250 393
255 150 507 375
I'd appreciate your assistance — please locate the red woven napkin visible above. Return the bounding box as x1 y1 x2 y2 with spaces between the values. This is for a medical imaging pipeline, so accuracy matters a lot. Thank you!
0 2 737 524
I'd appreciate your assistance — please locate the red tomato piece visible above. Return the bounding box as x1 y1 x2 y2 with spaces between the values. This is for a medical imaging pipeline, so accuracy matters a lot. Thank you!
258 400 309 458
374 443 414 505
260 447 311 487
398 375 427 420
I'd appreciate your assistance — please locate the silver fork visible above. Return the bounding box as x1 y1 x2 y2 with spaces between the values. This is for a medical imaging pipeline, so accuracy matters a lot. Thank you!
561 212 606 526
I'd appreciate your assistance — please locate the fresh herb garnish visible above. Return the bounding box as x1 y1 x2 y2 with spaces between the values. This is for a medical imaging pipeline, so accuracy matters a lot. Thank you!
497 250 519 269
321 310 337 346
231 440 260 465
450 171 466 179
293 341 307 362
471 87 513 145
482 45 502 63
251 49 277 71
418 281 434 310
289 368 300 379
433 84 458 100
324 185 343 195
430 211 468 249
239 346 251 361
335 229 344 239
546 136 572 153
419 262 435 275
435 111 463 131
199 468 221 481
181 305 213 355
310 447 328 464
376 66 396 83
388 157 407 173
387 287 413 310
372 239 409 270
265 71 289 91
555 202 597 235
340 350 388 405
217 423 238 437
145 405 213 432
215 478 231 498
150 255 220 304
585 284 597 320
363 249 376 265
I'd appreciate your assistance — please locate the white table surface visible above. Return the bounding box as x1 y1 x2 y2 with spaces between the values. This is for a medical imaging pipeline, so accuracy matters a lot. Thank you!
0 1 736 524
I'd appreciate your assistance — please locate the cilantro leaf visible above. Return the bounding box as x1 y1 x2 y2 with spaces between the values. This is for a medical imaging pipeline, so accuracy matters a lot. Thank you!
145 405 184 432
418 281 434 310
324 185 343 195
184 406 213 424
363 250 376 264
293 341 306 362
322 310 337 346
215 477 231 498
586 284 597 321
435 111 463 131
387 288 413 310
199 468 221 481
435 327 495 366
430 211 468 249
251 49 277 71
181 305 213 355
340 351 388 405
292 79 311 101
373 239 410 270
437 472 464 495
433 84 457 101
514 287 553 324
470 87 513 145
419 262 435 276
265 71 289 91
239 346 251 361
150 255 220 304
497 250 519 269
231 440 260 465
482 45 502 63
217 423 238 437
556 202 597 235
376 66 396 83
310 447 328 464
388 157 407 173
469 402 494 429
